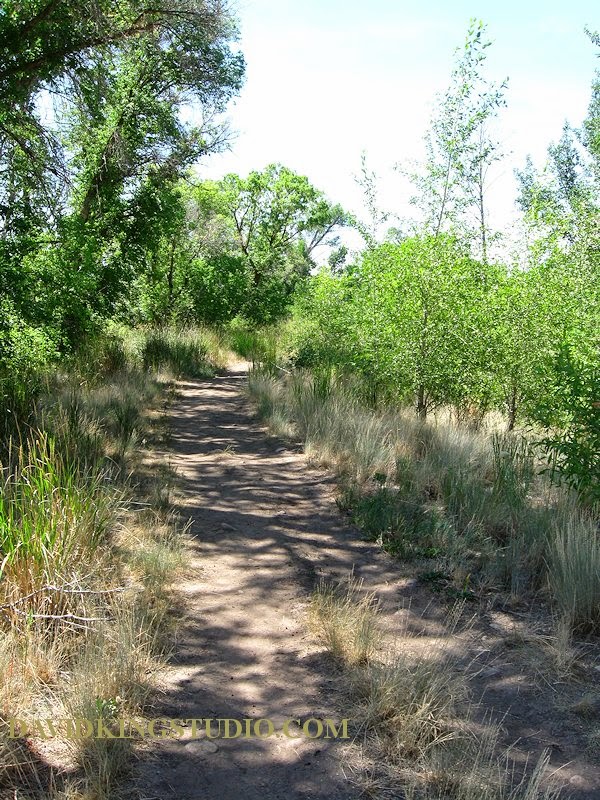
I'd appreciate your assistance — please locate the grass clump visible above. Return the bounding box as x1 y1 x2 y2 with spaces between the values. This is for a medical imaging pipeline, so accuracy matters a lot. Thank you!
0 431 116 602
141 327 216 378
351 654 463 761
250 369 600 632
547 514 600 633
309 577 562 800
309 576 380 666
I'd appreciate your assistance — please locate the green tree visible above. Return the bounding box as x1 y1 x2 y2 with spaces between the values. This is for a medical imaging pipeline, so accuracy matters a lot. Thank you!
189 165 348 324
296 235 492 417
409 20 507 262
0 0 244 344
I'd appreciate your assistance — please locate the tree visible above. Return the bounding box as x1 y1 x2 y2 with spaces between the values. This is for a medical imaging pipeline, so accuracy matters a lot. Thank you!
353 151 390 247
296 235 492 416
582 28 600 178
501 29 600 439
0 0 245 343
189 165 348 324
0 0 243 230
408 20 507 262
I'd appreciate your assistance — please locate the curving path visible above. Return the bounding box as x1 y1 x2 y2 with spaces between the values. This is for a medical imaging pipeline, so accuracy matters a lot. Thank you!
134 364 403 800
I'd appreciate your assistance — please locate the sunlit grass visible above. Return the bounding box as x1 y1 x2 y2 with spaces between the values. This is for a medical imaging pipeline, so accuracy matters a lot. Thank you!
309 577 562 799
249 368 598 631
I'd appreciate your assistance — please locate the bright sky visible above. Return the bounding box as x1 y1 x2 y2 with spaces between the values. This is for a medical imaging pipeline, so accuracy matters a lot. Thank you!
197 0 599 249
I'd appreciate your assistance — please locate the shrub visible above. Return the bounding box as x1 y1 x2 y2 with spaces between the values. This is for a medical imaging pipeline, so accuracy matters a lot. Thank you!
536 344 600 504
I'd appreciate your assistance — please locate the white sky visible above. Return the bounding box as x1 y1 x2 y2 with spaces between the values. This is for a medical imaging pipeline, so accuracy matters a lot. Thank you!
195 0 599 253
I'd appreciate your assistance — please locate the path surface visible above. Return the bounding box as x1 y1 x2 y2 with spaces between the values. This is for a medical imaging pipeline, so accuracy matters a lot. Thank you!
135 365 403 800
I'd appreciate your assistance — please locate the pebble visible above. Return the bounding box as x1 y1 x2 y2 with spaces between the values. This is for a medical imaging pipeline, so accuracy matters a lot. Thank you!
184 739 219 756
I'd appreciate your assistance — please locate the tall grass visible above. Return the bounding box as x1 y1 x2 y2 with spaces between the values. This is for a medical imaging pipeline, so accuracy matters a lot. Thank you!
0 432 115 593
0 325 197 798
547 515 600 632
225 318 286 369
249 369 599 631
141 326 218 377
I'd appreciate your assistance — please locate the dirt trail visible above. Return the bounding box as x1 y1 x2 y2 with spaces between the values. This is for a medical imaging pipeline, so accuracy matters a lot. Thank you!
134 364 403 799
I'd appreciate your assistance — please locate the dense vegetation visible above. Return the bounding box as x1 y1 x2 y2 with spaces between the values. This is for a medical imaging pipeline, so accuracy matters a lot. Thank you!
285 25 599 502
0 4 599 797
239 25 600 637
3 12 596 499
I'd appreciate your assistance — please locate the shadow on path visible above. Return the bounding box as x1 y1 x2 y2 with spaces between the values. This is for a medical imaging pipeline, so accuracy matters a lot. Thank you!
133 368 600 800
133 368 406 800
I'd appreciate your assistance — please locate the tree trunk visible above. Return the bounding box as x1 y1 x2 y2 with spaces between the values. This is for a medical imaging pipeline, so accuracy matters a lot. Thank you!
478 159 487 266
434 154 452 237
506 384 518 432
416 384 427 421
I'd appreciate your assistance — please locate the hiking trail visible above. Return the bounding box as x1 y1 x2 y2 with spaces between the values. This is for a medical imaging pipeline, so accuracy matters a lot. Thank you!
134 364 402 799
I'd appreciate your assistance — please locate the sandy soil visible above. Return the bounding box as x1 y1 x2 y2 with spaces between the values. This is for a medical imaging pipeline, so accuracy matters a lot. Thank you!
133 365 600 800
133 365 404 799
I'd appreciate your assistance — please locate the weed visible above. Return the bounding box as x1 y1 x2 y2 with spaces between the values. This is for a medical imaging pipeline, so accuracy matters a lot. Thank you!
309 576 380 666
249 371 599 631
547 514 600 633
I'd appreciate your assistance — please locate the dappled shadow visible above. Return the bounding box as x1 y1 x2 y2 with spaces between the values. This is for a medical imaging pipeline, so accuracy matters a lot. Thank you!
131 370 405 798
131 369 600 800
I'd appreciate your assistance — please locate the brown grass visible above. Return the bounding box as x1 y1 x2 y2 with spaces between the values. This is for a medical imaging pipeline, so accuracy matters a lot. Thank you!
0 335 198 799
309 576 563 800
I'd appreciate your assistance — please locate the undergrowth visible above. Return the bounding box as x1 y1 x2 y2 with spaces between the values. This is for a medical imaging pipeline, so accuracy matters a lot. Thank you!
0 325 222 798
249 368 600 633
309 576 563 799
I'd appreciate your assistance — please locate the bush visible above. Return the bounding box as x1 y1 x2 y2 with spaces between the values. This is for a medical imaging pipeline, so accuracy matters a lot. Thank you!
536 345 600 504
141 327 214 378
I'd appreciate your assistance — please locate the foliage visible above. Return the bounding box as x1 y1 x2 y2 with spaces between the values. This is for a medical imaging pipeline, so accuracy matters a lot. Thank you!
293 235 500 417
536 343 600 503
187 164 348 324
0 0 245 345
407 19 507 261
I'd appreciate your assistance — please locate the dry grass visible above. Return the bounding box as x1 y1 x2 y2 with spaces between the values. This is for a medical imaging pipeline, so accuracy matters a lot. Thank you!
350 654 464 762
0 329 196 799
309 575 380 666
250 369 599 633
410 744 562 800
309 576 563 800
547 515 600 633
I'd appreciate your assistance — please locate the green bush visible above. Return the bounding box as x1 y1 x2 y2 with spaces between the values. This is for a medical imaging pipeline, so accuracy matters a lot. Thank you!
141 328 213 378
536 344 600 504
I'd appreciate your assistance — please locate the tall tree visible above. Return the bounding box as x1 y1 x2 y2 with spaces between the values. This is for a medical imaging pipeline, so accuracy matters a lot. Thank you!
409 20 507 261
189 165 348 323
0 0 244 341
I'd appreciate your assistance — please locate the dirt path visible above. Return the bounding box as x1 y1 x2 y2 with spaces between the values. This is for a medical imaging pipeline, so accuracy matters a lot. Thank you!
134 365 403 799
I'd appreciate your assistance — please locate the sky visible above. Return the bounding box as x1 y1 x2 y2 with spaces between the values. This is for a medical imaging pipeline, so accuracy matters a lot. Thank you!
196 0 599 249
